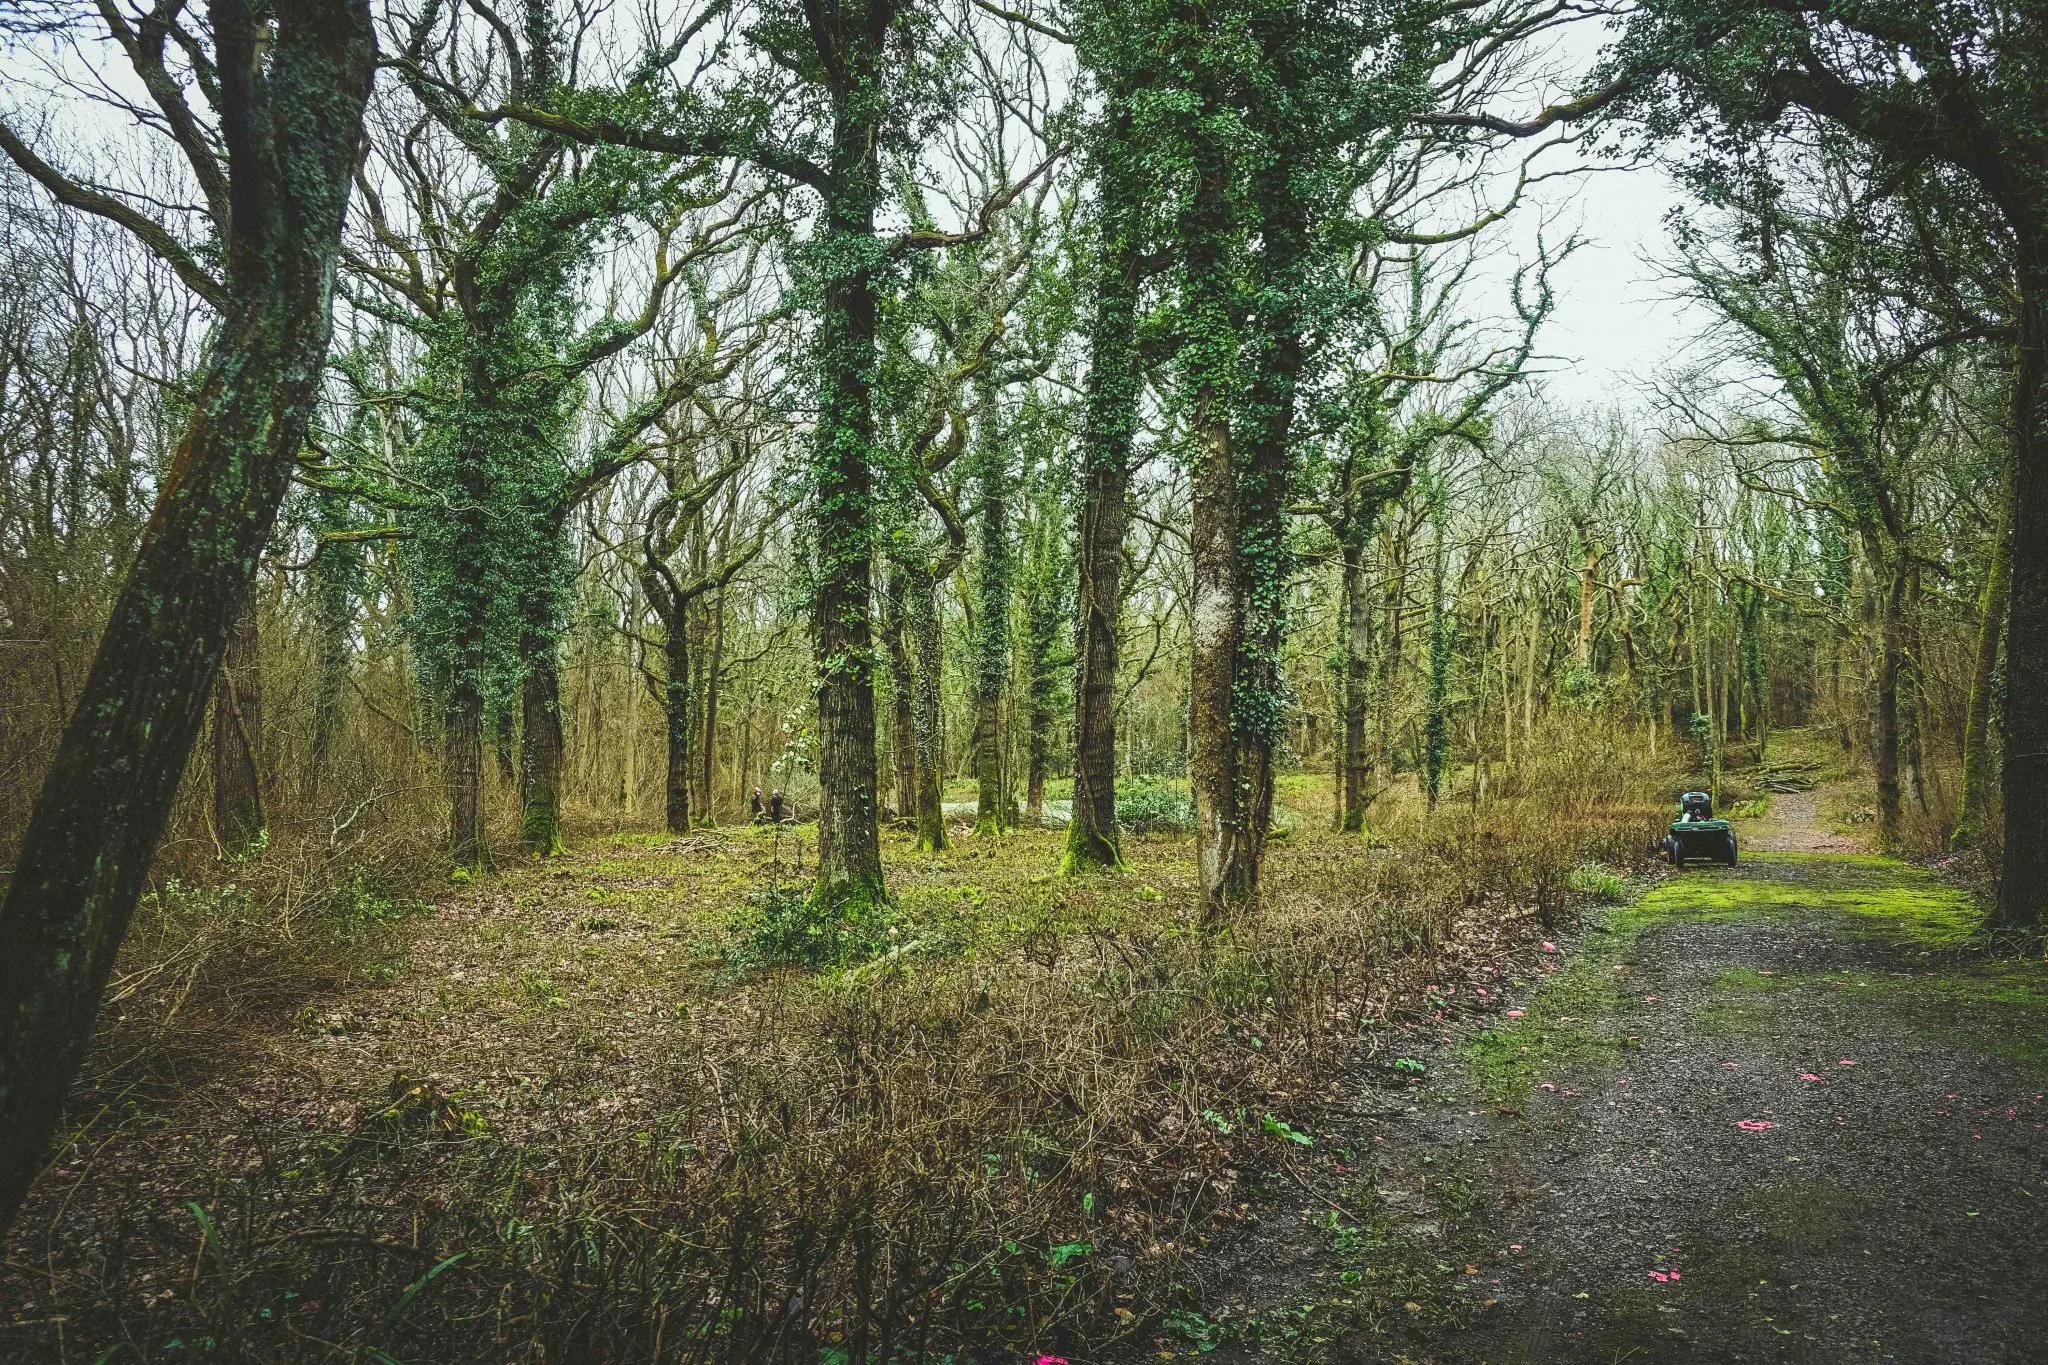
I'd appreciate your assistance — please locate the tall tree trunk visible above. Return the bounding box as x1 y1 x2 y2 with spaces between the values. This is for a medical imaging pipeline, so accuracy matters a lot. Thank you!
446 685 485 868
1576 542 1597 668
623 607 641 815
519 634 565 856
1063 123 1142 874
699 591 725 825
1875 551 1906 844
882 570 918 821
1189 395 1253 923
1902 564 1928 814
809 52 887 911
211 604 264 850
663 609 692 835
973 400 1011 837
1381 521 1412 775
1339 541 1372 833
1959 455 2013 845
903 558 948 852
1423 487 1451 810
0 0 376 1233
493 706 517 787
305 523 354 801
1998 253 2048 927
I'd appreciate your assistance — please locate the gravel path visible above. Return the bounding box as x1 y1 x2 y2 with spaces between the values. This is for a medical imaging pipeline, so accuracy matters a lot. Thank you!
1166 801 2048 1365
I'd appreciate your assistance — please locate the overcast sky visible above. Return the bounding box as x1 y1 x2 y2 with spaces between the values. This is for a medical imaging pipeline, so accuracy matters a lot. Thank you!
1 11 1713 414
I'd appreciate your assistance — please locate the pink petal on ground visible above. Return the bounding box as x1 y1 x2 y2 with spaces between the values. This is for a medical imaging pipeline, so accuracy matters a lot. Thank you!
1724 1062 1740 1069
1670 1271 1682 1280
1037 1356 1069 1365
1737 1119 1776 1131
1509 1244 1523 1252
1539 1082 1556 1091
1476 987 1488 997
1647 1271 1669 1282
1542 942 1558 953
1800 1073 1823 1082
1838 1059 1857 1067
1506 1009 1525 1018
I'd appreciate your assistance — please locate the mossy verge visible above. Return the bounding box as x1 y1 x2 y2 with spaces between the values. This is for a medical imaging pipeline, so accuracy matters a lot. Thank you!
1463 851 1984 1104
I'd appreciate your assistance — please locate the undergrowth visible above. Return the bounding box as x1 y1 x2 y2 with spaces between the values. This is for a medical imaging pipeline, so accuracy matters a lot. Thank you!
6 726 1670 1364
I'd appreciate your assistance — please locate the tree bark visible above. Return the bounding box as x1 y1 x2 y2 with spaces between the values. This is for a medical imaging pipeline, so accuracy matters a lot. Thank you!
973 399 1011 836
519 633 565 856
882 569 918 821
0 0 374 1236
1998 253 2048 927
903 557 948 852
699 591 725 825
1875 551 1906 844
446 687 485 867
1190 395 1256 923
1958 455 2012 845
808 26 887 910
663 612 692 835
211 604 264 850
1063 123 1142 874
1339 541 1372 832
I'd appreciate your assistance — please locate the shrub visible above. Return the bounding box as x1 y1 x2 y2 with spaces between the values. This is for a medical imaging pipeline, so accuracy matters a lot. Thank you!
1568 865 1626 903
1116 778 1195 833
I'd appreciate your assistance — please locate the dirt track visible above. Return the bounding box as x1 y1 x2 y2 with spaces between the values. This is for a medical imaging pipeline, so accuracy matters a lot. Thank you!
1169 799 2048 1364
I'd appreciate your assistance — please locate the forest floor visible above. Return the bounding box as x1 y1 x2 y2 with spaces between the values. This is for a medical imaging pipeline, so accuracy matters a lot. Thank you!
1163 782 2048 1363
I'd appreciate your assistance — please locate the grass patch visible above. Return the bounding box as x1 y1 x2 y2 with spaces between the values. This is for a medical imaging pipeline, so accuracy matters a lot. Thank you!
1811 961 2048 1066
1648 856 1984 948
1466 851 1981 1102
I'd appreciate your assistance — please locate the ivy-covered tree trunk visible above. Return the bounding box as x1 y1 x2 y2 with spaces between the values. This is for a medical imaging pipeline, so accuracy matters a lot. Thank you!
211 604 264 850
973 405 1012 837
807 18 888 910
0 0 374 1236
1338 540 1372 832
1874 550 1906 845
304 508 359 800
902 556 948 852
1189 395 1256 923
1379 517 1412 774
663 614 693 835
1423 483 1451 809
1063 130 1143 874
519 632 565 856
699 594 725 825
1020 545 1062 826
446 684 486 867
1959 458 2012 845
1998 251 2048 926
881 569 918 821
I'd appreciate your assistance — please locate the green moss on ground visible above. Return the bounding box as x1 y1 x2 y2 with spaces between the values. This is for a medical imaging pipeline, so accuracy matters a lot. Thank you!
1465 851 1985 1105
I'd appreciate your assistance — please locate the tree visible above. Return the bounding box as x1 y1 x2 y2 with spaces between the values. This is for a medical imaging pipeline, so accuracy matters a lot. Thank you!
1667 148 1968 843
0 0 376 1235
1615 0 2048 922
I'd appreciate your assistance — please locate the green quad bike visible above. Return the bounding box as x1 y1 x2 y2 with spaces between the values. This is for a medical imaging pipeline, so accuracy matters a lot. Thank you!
1663 790 1738 867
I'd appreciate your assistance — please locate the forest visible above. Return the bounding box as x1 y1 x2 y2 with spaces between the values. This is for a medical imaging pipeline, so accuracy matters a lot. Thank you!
0 0 2042 1361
